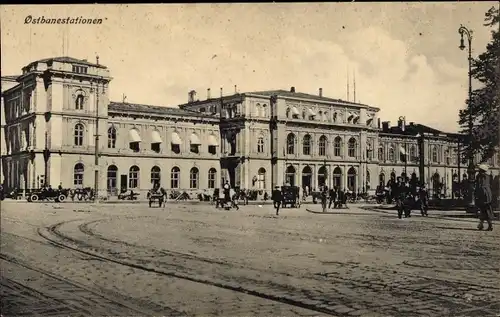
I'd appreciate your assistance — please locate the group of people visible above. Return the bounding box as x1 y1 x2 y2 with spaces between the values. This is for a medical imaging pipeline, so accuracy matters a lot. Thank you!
315 187 350 212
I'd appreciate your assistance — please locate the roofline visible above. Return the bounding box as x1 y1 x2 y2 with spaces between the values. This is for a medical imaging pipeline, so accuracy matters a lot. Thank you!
108 102 219 120
244 92 380 111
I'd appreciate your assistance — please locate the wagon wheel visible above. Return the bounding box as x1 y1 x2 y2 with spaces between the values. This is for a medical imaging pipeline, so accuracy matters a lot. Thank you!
57 194 66 203
30 194 39 202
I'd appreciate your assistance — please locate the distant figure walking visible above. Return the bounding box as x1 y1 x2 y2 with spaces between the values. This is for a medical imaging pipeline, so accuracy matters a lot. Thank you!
475 164 494 231
272 186 282 216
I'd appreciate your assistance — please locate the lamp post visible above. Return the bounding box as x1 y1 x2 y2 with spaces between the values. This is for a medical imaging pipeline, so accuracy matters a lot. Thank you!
399 116 407 179
458 24 476 211
416 131 425 185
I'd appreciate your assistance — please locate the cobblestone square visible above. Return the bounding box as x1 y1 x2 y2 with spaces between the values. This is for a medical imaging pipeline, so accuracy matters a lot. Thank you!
1 200 499 316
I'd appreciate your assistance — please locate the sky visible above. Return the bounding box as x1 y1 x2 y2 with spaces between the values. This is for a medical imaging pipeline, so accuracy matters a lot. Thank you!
1 2 498 133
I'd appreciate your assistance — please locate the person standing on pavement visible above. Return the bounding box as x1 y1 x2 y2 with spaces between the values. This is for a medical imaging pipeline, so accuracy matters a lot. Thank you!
321 187 328 212
418 183 429 216
328 186 337 209
475 164 494 231
272 186 282 215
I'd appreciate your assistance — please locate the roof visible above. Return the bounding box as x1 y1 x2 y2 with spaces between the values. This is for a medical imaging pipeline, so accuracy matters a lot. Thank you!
246 89 373 108
381 123 459 137
108 101 217 119
1 75 20 81
28 56 107 69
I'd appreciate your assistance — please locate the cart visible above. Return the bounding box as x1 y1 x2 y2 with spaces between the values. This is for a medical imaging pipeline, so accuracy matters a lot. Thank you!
281 186 299 208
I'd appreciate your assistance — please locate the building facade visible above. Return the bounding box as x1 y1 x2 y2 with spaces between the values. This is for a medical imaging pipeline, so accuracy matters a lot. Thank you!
2 57 499 198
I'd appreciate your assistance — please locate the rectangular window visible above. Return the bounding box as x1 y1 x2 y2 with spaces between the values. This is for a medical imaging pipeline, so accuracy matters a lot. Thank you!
190 144 199 153
129 142 140 152
208 145 217 155
171 144 180 154
151 143 160 153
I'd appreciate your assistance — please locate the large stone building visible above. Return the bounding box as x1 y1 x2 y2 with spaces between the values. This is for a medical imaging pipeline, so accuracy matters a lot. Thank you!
2 56 499 198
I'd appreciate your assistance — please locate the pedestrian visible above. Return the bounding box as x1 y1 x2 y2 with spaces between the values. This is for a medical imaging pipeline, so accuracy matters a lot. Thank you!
230 188 239 210
328 186 337 209
272 186 282 215
475 164 494 231
418 183 429 216
321 187 328 212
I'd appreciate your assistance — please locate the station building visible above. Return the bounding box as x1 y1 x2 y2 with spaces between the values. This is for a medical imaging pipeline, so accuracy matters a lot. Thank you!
2 56 499 198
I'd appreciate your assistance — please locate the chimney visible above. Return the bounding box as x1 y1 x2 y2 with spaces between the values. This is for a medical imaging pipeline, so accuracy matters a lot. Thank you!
207 88 211 99
409 122 414 126
382 121 390 132
377 118 381 129
220 87 223 97
96 55 99 65
234 85 237 94
290 86 295 93
319 88 323 97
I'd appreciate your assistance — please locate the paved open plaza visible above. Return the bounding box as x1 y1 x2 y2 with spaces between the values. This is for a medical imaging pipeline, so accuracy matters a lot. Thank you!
1 200 499 317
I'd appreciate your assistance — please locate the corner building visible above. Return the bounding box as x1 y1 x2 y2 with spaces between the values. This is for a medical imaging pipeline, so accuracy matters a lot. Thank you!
2 57 499 198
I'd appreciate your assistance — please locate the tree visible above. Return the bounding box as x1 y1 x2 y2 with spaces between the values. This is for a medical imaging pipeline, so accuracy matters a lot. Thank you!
458 6 499 163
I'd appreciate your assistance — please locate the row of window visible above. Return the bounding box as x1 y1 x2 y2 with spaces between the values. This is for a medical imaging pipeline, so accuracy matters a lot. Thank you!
286 134 358 157
378 145 460 164
73 164 218 189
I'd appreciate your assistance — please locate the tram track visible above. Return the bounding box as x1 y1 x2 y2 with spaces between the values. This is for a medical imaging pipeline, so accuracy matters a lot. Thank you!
35 216 500 316
38 219 338 316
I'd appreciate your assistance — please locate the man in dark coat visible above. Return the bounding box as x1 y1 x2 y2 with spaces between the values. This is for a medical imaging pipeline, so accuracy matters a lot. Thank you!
418 183 429 216
475 164 494 231
272 186 282 216
328 186 337 209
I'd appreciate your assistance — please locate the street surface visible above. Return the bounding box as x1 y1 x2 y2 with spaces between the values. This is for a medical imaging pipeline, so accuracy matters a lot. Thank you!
1 200 499 317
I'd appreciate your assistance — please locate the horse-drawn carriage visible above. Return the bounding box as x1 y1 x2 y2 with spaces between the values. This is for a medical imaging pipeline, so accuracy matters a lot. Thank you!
147 187 166 207
281 186 300 208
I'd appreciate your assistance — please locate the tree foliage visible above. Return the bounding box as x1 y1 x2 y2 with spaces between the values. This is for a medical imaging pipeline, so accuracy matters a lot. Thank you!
458 6 499 163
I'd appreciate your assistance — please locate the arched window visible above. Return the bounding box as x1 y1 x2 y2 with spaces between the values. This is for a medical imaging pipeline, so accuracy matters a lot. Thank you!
257 168 266 189
287 133 295 155
303 134 312 155
318 111 323 121
388 147 395 162
348 138 357 158
261 104 267 117
171 167 180 189
324 112 329 121
151 166 161 186
257 135 265 153
347 167 357 191
255 104 261 117
129 165 140 189
431 146 438 163
74 123 84 146
208 168 217 189
107 165 118 194
302 110 306 119
332 112 338 123
285 165 296 186
379 173 385 185
286 108 291 118
75 94 84 110
409 145 417 162
378 146 385 161
334 136 342 157
318 135 327 156
333 167 342 188
107 127 116 149
73 163 84 187
445 149 451 165
190 167 199 189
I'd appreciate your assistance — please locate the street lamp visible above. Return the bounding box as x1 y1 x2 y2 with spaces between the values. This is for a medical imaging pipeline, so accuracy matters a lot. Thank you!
458 24 476 211
399 116 408 179
416 132 425 185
